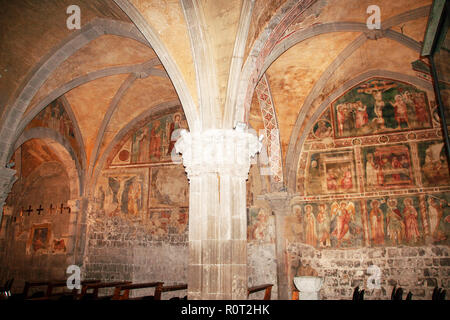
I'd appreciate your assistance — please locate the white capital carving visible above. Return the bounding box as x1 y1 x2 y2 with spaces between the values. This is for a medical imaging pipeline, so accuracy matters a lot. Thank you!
175 128 262 179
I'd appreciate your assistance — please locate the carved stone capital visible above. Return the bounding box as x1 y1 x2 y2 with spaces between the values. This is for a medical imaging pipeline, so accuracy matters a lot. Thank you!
175 127 262 179
0 167 17 209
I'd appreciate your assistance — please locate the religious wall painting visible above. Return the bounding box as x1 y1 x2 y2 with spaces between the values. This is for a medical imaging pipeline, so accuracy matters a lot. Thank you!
363 144 414 190
149 165 189 208
286 201 363 249
26 223 52 254
306 150 357 195
312 119 333 139
332 78 432 138
130 111 188 164
247 207 274 243
27 99 82 164
426 193 450 245
96 168 148 219
51 238 67 254
367 196 425 247
147 209 171 237
418 140 450 186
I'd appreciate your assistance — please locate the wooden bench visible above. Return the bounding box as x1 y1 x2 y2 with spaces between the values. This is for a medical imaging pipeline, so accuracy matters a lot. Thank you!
79 281 132 300
27 280 102 300
247 284 273 300
22 280 64 299
111 282 164 300
155 284 188 300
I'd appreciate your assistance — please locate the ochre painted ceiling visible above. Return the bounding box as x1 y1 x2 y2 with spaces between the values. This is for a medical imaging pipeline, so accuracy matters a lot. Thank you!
1 0 434 192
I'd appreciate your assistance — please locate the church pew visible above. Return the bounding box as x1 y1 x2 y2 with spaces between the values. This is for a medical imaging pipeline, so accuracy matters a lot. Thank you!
155 284 188 300
27 280 102 300
111 282 164 300
21 280 67 299
79 281 132 300
247 284 273 300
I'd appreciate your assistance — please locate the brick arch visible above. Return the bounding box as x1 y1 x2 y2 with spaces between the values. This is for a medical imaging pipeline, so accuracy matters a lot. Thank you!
14 127 82 198
0 18 152 166
284 70 434 193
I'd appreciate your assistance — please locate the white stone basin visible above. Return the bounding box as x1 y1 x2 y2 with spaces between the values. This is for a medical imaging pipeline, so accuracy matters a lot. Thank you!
293 276 323 300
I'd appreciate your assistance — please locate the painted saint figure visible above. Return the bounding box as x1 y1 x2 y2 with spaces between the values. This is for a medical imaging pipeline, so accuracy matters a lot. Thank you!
386 199 405 245
391 94 409 128
304 205 317 246
331 201 355 246
366 153 378 188
316 203 331 247
427 197 447 242
340 166 353 190
314 120 332 138
403 198 420 243
149 120 162 160
369 200 384 245
355 101 369 129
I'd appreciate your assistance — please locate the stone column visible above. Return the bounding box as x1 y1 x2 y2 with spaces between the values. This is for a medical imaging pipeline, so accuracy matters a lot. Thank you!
0 168 17 227
175 125 261 299
264 192 291 300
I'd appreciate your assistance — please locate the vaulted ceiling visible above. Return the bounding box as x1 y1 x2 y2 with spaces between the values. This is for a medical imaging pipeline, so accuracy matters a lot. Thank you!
0 0 434 195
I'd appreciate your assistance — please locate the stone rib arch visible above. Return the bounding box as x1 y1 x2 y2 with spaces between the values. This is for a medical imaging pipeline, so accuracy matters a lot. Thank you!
285 70 434 192
113 0 200 132
14 127 82 198
89 99 182 195
0 17 152 166
233 5 430 134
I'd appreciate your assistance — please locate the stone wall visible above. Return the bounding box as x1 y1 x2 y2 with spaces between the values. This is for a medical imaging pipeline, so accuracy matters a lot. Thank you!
0 160 72 292
288 242 449 300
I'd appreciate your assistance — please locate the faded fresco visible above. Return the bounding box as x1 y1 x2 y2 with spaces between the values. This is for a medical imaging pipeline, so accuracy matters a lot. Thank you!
332 78 432 138
363 144 414 190
306 151 357 195
295 77 450 249
286 201 364 248
130 112 188 164
26 98 82 166
247 207 275 243
96 168 149 219
418 140 450 187
367 196 425 246
26 224 52 254
149 166 189 208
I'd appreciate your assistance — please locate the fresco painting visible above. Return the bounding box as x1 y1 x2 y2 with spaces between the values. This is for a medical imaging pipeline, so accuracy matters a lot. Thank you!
149 166 189 208
26 224 52 254
130 112 188 164
332 78 432 138
287 201 363 248
418 140 450 187
27 99 82 166
363 144 414 190
306 151 357 195
426 193 450 245
247 207 274 243
96 168 148 219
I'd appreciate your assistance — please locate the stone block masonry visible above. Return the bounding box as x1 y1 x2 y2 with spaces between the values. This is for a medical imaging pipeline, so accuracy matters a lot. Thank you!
287 243 449 300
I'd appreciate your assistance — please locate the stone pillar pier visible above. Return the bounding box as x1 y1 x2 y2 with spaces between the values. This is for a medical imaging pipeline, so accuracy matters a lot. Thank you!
264 192 291 300
175 126 261 300
0 168 17 226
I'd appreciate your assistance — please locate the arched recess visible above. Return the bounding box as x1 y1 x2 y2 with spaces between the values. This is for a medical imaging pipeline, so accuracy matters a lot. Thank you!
13 127 82 198
233 5 430 131
285 70 434 192
88 99 182 195
113 0 200 132
0 17 164 166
